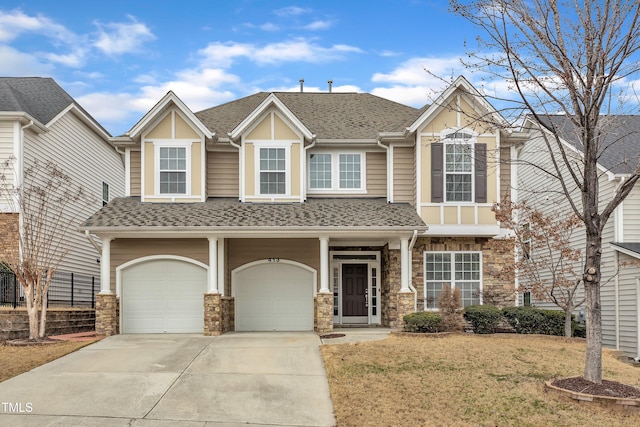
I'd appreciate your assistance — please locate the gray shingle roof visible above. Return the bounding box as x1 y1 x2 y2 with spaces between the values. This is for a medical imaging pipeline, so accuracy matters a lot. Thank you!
195 92 423 140
612 242 640 256
536 115 640 175
81 197 427 232
0 77 110 136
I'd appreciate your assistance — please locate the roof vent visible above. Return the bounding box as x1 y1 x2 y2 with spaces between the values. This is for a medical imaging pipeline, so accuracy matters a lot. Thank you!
328 80 333 93
299 78 304 92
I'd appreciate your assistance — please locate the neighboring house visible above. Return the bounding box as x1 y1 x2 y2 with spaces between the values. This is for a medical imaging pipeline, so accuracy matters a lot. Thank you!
516 115 640 359
0 77 125 303
82 76 516 336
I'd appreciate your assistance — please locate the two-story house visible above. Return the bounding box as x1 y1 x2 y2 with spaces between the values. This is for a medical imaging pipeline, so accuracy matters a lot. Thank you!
0 77 125 299
516 115 640 360
82 76 516 336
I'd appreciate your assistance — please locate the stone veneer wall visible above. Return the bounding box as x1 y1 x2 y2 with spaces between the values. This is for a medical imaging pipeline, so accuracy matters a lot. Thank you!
0 213 19 264
0 308 95 340
204 293 222 336
381 244 402 328
95 294 119 336
221 296 234 333
315 293 333 333
411 237 515 309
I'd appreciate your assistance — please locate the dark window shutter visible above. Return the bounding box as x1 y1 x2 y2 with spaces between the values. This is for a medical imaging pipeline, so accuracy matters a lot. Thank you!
431 143 443 203
475 143 487 203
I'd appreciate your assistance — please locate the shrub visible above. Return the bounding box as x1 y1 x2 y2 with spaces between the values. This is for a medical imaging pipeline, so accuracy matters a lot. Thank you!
502 306 567 336
437 285 464 332
573 323 586 338
403 312 443 333
463 305 502 334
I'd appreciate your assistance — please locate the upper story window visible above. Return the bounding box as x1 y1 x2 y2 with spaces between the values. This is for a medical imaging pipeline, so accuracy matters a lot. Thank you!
159 147 187 194
259 147 286 195
431 129 486 204
308 152 364 192
102 182 109 206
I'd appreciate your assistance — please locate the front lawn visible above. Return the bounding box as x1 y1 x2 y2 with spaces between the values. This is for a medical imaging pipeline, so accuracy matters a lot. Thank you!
321 334 640 426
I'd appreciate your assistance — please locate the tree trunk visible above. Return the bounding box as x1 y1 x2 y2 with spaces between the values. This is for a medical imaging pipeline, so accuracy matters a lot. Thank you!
564 302 573 338
24 285 39 340
38 272 52 339
583 231 603 384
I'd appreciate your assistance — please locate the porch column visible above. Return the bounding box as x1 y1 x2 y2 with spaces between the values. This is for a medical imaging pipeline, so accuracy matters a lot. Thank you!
217 238 225 296
99 237 112 294
319 236 330 293
400 237 410 292
208 237 219 293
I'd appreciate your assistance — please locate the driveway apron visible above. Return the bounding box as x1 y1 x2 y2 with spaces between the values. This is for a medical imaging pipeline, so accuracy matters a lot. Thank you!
0 332 336 426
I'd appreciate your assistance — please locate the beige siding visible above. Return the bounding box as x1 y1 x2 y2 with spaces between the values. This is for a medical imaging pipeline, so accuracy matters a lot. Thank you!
110 239 208 291
130 150 141 196
500 146 511 201
227 239 320 294
274 114 298 140
146 114 172 139
0 121 15 206
393 146 413 203
23 112 125 278
623 186 640 241
191 142 202 197
207 151 239 197
366 151 386 197
246 115 271 140
175 114 199 139
291 143 301 197
144 142 154 196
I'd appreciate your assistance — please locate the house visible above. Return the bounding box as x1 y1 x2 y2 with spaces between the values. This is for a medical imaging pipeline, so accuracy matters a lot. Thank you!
516 115 640 359
0 77 125 304
81 76 516 336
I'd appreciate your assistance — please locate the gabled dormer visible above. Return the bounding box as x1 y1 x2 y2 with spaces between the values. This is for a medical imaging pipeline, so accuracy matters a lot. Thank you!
228 94 314 203
116 91 212 203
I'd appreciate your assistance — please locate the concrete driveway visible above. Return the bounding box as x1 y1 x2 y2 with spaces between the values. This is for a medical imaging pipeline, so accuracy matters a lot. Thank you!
0 332 336 426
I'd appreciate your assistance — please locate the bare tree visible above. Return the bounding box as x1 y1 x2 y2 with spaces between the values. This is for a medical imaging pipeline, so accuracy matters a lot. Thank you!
449 0 640 383
0 157 93 340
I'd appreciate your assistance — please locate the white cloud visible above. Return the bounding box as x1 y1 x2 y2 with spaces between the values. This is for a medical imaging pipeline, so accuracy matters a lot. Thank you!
303 20 332 30
200 39 363 68
0 9 77 43
93 15 155 56
260 22 280 31
0 45 54 75
274 6 311 17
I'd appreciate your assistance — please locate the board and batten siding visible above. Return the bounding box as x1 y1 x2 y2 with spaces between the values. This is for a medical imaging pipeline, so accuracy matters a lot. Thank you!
366 151 386 197
129 150 141 196
393 146 414 203
110 239 209 292
23 112 125 279
207 150 239 197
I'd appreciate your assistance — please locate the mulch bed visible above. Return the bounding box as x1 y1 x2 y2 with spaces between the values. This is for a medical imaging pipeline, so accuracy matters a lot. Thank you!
552 377 640 399
320 333 346 339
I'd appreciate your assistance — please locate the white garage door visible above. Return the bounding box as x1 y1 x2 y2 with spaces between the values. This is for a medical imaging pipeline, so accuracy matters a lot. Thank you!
234 262 314 331
122 259 206 333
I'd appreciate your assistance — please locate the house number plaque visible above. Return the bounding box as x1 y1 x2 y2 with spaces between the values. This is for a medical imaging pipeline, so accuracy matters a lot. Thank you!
267 258 280 263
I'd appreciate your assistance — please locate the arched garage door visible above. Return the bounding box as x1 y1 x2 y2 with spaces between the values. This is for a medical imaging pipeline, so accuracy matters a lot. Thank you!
121 258 207 333
234 261 315 331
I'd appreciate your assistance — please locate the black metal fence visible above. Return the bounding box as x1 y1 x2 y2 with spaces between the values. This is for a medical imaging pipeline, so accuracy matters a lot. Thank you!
0 269 99 309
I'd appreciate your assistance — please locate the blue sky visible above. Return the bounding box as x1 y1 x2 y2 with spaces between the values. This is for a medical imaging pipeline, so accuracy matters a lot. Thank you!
5 0 626 136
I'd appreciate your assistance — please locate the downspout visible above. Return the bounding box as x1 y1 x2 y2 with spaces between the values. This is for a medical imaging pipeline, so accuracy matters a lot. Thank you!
227 134 242 201
302 136 317 202
615 250 620 349
85 230 102 253
408 229 419 311
376 137 391 203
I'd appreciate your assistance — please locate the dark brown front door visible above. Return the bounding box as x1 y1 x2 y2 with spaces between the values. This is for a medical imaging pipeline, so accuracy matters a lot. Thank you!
342 264 368 317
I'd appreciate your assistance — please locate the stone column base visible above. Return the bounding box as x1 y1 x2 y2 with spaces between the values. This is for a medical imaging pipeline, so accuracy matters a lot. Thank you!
396 291 415 331
95 294 118 336
204 293 222 336
315 292 333 334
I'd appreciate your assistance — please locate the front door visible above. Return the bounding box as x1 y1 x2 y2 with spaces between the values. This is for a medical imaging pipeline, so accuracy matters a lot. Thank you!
342 264 368 323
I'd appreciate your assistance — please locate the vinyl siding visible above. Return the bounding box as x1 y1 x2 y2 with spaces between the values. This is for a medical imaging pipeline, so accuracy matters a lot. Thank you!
22 112 125 278
207 150 239 197
366 151 386 197
130 150 141 196
393 146 414 203
500 146 511 201
110 239 209 292
622 187 640 242
616 254 640 358
0 121 15 206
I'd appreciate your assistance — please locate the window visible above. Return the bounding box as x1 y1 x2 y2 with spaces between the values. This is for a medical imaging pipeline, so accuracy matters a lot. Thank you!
523 291 532 307
259 147 286 194
308 152 364 191
102 182 109 206
424 252 481 309
431 129 486 203
159 147 187 194
522 222 532 260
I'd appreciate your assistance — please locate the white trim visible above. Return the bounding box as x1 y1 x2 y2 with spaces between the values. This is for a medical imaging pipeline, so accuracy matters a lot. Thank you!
217 238 225 296
416 131 422 214
306 150 367 193
208 237 219 293
254 142 292 196
231 259 318 297
116 254 209 298
48 104 112 141
99 238 112 294
425 224 501 237
441 128 477 203
124 148 131 197
153 140 193 196
611 243 640 260
389 144 394 202
615 202 624 243
13 121 22 189
319 237 330 293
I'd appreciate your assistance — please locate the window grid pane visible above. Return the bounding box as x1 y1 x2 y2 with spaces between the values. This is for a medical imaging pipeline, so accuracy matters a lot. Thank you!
339 154 361 189
159 147 187 194
444 143 472 202
425 252 480 309
310 154 332 189
260 148 286 194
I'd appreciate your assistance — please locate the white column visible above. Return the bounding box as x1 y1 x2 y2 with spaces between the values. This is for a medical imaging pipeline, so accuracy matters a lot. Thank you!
400 237 410 292
99 237 112 294
217 238 225 296
319 236 330 293
208 237 219 294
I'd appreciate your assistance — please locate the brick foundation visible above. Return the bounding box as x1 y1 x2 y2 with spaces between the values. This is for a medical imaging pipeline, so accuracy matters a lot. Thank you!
204 293 222 336
315 292 333 333
95 294 118 336
396 292 414 330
